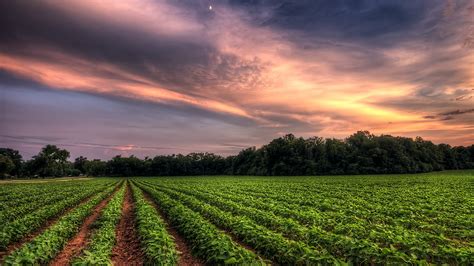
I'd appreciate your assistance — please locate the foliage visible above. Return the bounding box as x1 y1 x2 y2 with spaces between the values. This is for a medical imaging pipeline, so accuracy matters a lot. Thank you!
72 184 126 265
130 183 179 265
0 180 116 250
0 154 15 178
84 159 107 176
230 132 474 175
2 131 473 178
3 182 120 265
0 184 103 224
74 156 88 175
135 182 263 265
0 148 22 177
0 172 472 264
73 132 474 176
23 145 71 177
139 181 339 265
134 172 474 264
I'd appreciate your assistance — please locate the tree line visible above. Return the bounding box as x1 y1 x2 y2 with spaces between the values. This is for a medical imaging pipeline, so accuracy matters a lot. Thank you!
1 131 473 178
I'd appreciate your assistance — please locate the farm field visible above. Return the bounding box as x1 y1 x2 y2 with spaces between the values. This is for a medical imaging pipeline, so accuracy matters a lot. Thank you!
0 171 473 265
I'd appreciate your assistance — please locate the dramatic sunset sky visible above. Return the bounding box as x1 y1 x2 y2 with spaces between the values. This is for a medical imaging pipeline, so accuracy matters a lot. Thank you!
1 0 473 159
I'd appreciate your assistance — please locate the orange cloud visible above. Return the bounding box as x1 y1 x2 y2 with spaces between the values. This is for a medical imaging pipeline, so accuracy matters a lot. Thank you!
0 52 252 119
1 0 473 147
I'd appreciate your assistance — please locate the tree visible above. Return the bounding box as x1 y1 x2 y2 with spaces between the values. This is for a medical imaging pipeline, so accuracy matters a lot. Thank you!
1 131 473 178
106 155 144 176
84 159 107 176
0 155 15 178
29 145 70 177
0 148 23 176
74 156 88 174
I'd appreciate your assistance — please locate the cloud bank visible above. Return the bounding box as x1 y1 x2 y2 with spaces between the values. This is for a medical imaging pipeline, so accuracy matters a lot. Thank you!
1 0 473 158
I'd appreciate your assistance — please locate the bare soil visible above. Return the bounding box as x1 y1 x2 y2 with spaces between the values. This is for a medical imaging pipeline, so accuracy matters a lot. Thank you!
49 185 121 266
141 188 269 265
141 189 204 266
0 194 96 262
111 182 144 265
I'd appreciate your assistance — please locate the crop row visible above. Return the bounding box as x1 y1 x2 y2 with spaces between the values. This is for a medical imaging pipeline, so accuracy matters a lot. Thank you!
0 181 117 250
3 182 121 265
0 183 56 202
232 183 474 242
0 181 112 210
72 183 126 265
137 181 338 265
169 183 470 262
215 181 471 235
0 188 99 224
144 180 473 264
134 181 263 265
130 183 179 265
152 183 410 264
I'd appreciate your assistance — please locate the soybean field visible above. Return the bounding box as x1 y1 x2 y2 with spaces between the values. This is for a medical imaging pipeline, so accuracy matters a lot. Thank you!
0 170 473 265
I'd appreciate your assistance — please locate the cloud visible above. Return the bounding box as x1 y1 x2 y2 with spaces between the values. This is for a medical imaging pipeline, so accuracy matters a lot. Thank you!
1 0 473 159
421 108 474 123
248 0 430 43
0 0 267 118
440 108 474 116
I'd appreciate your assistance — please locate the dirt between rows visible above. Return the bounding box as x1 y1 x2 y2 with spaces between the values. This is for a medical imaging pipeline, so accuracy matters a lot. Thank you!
3 182 262 266
49 184 122 266
140 187 270 265
141 189 204 266
111 182 144 265
0 192 98 263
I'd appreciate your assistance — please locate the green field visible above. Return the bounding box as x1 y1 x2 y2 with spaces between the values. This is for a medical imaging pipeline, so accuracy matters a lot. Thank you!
0 170 473 265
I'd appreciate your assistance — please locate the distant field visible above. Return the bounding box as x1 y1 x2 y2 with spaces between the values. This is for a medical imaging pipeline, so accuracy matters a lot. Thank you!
0 170 473 265
0 177 92 184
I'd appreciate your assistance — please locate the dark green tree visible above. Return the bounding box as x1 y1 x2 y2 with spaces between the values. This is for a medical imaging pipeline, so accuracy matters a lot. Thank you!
73 156 88 174
28 145 70 177
84 159 107 176
0 154 15 178
0 148 23 176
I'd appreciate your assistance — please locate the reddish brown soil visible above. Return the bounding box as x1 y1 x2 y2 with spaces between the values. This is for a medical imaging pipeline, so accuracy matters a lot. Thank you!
111 182 144 265
0 194 96 263
222 230 271 264
225 231 259 255
142 189 269 265
49 185 120 266
141 190 203 266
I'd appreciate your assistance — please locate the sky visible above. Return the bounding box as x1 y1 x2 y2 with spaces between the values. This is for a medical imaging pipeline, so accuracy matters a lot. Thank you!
0 0 473 160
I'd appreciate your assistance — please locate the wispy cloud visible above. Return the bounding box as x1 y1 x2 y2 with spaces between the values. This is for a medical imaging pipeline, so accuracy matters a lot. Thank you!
440 108 474 116
1 0 473 159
